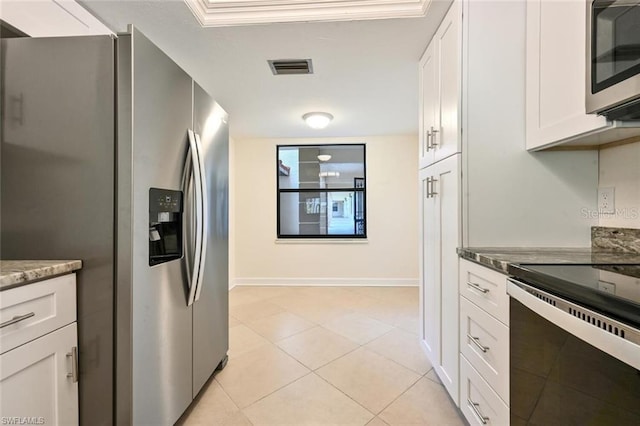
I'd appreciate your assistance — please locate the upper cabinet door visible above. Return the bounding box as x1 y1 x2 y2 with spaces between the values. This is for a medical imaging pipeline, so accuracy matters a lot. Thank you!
418 1 461 168
525 0 609 150
434 5 461 163
419 41 439 168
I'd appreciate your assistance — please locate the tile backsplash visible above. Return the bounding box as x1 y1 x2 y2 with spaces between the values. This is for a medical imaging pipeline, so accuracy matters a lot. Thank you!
592 226 640 253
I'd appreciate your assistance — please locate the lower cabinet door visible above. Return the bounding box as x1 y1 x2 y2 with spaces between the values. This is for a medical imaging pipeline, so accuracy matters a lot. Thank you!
1 323 78 425
460 355 509 426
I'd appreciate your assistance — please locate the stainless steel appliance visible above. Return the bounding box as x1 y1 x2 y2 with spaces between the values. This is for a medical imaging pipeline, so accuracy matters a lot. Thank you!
586 0 640 119
507 264 640 425
1 29 229 426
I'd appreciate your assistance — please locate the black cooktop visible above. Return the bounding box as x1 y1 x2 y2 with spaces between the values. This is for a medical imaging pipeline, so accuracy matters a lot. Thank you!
508 263 640 330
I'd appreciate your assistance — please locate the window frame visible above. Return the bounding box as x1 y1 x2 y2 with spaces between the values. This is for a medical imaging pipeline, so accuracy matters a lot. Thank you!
276 143 367 239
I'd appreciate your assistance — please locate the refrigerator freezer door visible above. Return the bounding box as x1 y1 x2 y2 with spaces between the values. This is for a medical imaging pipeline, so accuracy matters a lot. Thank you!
192 83 230 397
126 29 194 426
1 36 115 426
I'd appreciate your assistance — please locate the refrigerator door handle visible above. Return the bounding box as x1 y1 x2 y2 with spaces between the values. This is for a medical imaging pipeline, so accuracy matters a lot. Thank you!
193 132 208 303
184 129 203 306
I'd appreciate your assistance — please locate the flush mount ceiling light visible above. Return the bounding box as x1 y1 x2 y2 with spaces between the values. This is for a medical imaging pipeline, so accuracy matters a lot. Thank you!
317 154 332 162
303 112 333 129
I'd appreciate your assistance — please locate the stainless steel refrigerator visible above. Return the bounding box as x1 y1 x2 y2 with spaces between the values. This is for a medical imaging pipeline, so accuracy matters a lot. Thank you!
1 29 229 426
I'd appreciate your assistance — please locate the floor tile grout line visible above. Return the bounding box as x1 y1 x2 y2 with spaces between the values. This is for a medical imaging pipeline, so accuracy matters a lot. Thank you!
372 369 424 419
361 328 433 376
244 312 317 343
238 370 316 419
312 344 422 417
310 370 378 422
228 286 432 423
234 293 426 374
307 340 363 372
221 344 312 412
223 286 437 425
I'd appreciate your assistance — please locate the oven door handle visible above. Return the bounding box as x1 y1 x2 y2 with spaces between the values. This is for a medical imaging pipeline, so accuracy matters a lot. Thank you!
507 279 640 370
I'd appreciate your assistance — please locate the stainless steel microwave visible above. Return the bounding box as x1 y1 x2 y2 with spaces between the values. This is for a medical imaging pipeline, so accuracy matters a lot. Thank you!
586 0 640 120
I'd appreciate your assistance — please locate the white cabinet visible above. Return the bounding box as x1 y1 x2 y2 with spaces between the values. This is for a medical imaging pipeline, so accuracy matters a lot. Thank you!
1 323 79 425
0 0 113 37
459 259 509 326
0 274 78 425
458 260 509 425
419 154 461 404
418 1 461 168
459 297 509 403
418 0 462 405
460 356 509 426
525 0 640 150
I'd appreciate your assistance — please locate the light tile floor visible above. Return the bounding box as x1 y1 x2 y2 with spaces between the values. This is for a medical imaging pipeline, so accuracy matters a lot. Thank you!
178 286 465 426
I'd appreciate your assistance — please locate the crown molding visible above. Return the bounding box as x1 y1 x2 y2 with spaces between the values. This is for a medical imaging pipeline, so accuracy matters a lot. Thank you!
184 0 432 27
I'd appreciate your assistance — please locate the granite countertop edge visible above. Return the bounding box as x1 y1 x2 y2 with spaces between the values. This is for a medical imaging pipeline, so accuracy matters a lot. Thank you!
457 247 640 275
0 260 83 290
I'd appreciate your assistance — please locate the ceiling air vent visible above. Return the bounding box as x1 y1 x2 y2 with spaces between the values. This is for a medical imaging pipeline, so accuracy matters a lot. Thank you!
268 59 313 75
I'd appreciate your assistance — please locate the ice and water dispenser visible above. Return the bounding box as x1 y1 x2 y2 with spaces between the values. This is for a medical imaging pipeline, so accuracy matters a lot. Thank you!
149 188 183 266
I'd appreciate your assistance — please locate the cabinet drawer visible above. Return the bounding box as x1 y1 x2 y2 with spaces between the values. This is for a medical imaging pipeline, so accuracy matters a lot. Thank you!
460 355 509 426
460 296 509 404
1 274 76 354
459 259 509 325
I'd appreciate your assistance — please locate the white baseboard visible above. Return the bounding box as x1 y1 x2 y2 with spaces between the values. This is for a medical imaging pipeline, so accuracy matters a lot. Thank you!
231 277 419 287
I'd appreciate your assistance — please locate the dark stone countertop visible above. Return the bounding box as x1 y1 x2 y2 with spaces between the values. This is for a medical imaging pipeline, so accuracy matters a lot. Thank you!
457 247 640 274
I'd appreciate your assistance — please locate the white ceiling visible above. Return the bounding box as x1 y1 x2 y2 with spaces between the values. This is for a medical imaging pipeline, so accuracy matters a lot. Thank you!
80 0 452 140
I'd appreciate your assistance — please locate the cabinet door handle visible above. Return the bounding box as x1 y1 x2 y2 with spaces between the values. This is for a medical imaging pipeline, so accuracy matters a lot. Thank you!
0 312 35 328
467 281 490 293
426 130 432 151
467 334 490 353
425 177 431 198
430 177 438 197
67 346 79 383
467 399 489 424
430 126 439 147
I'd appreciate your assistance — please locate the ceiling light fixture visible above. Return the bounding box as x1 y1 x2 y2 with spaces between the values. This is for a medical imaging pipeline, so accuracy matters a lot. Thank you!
303 112 333 129
317 154 332 162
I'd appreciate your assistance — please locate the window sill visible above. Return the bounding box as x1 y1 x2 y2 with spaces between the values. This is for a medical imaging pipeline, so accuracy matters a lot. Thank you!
275 238 368 244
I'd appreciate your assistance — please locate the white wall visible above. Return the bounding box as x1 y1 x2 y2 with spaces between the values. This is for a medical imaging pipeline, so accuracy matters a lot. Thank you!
231 135 418 286
598 142 640 229
462 0 599 247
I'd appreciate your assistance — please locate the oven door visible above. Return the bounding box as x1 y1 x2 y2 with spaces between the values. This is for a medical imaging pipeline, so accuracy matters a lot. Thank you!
586 0 640 118
507 280 640 425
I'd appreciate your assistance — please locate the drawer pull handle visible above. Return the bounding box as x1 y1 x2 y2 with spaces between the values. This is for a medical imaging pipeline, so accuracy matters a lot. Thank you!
467 334 490 353
468 399 489 424
467 281 489 293
66 346 79 383
0 312 35 328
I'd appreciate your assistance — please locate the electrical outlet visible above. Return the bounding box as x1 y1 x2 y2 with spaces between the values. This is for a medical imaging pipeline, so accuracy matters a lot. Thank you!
598 280 616 295
598 187 615 214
